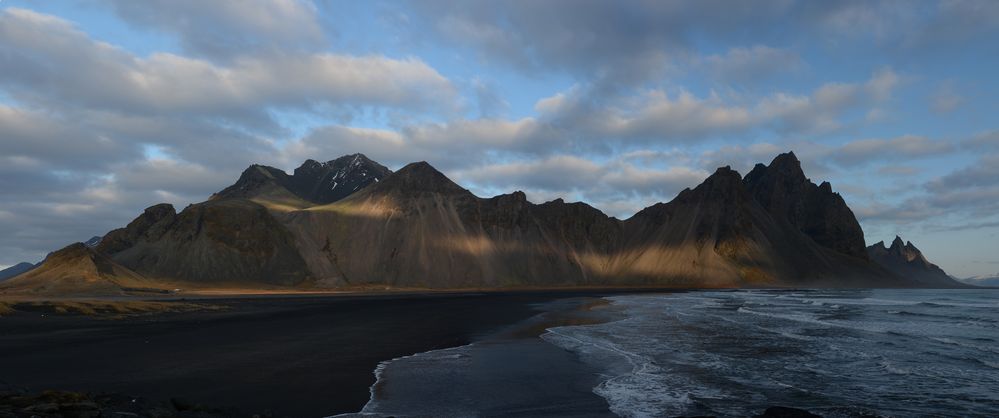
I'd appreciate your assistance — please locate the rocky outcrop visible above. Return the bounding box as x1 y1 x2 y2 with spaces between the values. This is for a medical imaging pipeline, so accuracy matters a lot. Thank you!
744 152 868 259
867 236 964 287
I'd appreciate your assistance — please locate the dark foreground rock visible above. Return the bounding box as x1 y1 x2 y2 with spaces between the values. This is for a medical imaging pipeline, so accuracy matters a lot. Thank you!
752 406 822 418
0 386 272 418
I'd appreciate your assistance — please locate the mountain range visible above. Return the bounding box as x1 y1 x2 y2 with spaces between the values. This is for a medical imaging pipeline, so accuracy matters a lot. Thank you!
0 151 968 295
960 274 999 287
0 262 36 282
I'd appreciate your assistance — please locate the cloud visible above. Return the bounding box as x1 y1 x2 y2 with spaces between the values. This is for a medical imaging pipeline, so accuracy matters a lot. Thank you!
811 1 999 49
926 153 999 192
404 0 874 104
702 45 802 84
756 68 901 134
931 81 964 113
0 6 460 176
831 135 954 167
877 165 920 176
853 152 999 227
966 130 999 150
529 68 902 148
0 158 223 264
0 8 458 129
452 155 710 217
472 78 511 118
282 66 908 181
102 0 326 60
536 87 756 145
285 118 565 171
455 156 603 192
0 105 142 172
698 143 788 174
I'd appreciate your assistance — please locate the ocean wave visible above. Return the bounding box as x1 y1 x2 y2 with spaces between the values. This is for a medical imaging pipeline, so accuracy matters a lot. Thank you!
736 307 831 328
543 326 727 417
544 290 999 417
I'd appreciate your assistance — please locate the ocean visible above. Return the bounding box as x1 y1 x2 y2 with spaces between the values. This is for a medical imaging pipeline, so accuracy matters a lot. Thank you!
356 289 999 417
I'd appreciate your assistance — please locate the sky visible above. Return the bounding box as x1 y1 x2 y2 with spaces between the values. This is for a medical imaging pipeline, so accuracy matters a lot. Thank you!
1 0 997 277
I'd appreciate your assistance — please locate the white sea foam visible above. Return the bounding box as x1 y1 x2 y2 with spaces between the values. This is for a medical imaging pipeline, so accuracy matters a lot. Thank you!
540 289 999 417
543 325 724 418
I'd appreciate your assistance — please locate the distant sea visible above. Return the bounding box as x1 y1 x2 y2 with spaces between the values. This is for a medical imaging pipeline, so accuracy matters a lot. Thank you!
356 289 999 417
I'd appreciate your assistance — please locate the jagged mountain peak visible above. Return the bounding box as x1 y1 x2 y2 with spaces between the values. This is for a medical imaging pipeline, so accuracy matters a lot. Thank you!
676 166 748 203
891 235 905 247
287 153 392 203
489 190 529 204
774 150 799 163
770 151 801 168
294 153 378 173
883 235 925 262
213 165 292 201
215 154 391 205
296 159 324 171
707 165 742 182
761 151 809 185
364 161 470 196
743 150 867 259
867 236 961 287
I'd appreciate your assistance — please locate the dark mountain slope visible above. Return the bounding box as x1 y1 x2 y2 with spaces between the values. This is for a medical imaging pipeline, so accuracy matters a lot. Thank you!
281 161 623 288
744 152 868 259
615 167 897 287
282 163 900 288
98 200 310 286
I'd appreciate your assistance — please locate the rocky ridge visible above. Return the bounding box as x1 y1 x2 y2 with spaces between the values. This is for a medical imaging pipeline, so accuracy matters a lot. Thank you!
3 152 958 294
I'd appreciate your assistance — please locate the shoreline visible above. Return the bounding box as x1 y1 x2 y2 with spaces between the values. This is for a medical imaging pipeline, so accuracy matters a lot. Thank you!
2 282 970 309
0 291 636 416
346 295 623 417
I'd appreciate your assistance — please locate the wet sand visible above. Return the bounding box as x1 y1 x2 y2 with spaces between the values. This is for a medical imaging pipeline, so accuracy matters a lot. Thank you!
353 297 617 417
0 292 618 417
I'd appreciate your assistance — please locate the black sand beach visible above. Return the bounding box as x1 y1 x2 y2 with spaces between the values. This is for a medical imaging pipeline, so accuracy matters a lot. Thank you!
0 292 616 417
354 297 617 417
